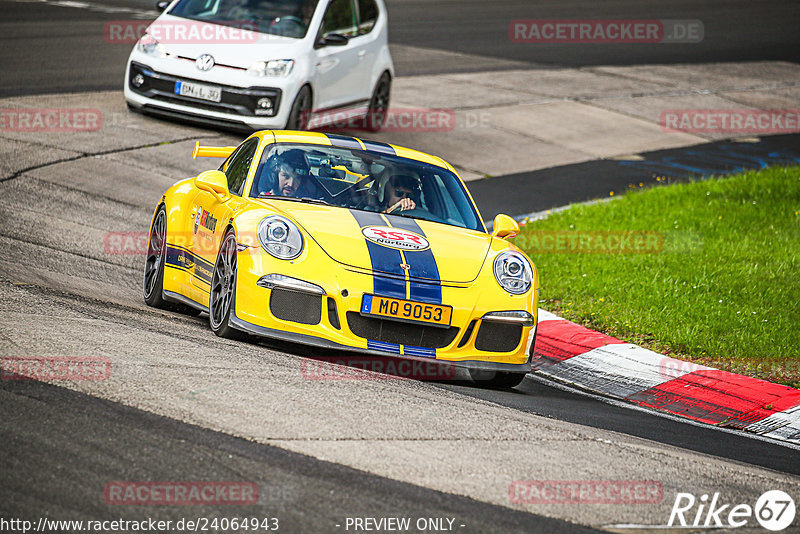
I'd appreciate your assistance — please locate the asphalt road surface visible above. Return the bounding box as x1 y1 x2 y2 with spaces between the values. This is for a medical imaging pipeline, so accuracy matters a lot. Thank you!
1 0 799 95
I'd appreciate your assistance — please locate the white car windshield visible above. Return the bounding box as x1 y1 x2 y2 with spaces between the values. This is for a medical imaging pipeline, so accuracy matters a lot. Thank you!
168 0 320 39
249 144 485 232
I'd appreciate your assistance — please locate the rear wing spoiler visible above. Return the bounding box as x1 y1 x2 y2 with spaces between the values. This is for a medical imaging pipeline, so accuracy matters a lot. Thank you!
192 141 236 159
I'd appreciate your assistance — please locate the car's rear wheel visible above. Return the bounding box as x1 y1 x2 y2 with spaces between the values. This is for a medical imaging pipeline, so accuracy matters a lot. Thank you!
209 228 247 339
143 206 169 308
469 368 528 389
143 205 201 316
365 72 391 132
285 85 312 130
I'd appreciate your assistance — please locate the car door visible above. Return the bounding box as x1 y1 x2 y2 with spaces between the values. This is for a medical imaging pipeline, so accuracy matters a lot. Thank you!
190 137 259 291
313 0 368 109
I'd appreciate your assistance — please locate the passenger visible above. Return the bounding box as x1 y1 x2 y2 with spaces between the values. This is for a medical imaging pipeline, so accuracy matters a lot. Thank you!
382 174 420 213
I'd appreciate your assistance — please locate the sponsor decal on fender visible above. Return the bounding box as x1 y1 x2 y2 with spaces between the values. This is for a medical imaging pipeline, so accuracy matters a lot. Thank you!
362 226 429 251
194 209 218 233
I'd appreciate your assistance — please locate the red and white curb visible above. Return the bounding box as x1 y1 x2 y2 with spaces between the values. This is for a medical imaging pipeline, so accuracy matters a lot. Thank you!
532 310 800 445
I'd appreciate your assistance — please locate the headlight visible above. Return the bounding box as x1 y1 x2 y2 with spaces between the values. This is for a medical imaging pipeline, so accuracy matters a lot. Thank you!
258 216 303 260
247 59 294 77
493 251 533 295
137 34 166 58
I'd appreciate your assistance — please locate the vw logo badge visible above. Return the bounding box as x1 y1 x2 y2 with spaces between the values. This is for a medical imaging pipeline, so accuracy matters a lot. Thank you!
195 54 215 71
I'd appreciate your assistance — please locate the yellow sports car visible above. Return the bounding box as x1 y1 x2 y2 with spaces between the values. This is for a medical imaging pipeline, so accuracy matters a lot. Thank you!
143 131 539 387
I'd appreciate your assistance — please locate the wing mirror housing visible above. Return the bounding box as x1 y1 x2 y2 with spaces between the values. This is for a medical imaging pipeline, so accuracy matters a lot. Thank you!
155 0 170 11
315 32 349 48
194 170 229 202
491 214 520 239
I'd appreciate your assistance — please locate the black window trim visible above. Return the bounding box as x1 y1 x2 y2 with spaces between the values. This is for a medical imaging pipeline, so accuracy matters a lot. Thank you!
223 137 260 197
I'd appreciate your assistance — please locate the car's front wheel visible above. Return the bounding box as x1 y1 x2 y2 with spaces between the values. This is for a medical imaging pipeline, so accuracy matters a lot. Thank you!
469 368 528 389
209 228 246 339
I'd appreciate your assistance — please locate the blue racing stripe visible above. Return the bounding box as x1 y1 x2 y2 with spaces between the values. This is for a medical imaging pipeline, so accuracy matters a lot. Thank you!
368 340 401 354
384 215 442 304
165 245 213 284
350 210 406 299
403 346 436 358
326 134 362 150
361 140 396 156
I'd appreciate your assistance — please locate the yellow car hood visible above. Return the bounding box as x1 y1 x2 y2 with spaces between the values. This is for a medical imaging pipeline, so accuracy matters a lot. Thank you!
273 203 491 284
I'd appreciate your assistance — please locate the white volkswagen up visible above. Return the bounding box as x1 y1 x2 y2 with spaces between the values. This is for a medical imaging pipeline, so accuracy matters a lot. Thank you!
124 0 394 131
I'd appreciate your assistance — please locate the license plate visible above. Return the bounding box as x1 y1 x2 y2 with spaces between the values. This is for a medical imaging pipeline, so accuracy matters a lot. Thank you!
361 295 452 327
175 80 222 102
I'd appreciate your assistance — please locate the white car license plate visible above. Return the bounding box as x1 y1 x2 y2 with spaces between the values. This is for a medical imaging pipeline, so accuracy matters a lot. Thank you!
175 81 222 103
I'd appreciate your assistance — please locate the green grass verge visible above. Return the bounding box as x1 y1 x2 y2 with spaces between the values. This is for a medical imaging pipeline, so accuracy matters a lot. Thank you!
512 165 800 388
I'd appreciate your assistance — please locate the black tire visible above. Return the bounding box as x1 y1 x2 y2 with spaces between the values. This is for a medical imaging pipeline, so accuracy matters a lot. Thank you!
143 205 201 316
469 368 528 389
209 228 247 339
365 72 391 132
285 85 312 130
143 205 169 308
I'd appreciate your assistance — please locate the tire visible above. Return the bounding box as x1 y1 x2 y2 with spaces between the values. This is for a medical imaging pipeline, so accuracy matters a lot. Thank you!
364 72 391 132
284 85 312 130
209 228 247 339
469 368 528 389
143 205 201 316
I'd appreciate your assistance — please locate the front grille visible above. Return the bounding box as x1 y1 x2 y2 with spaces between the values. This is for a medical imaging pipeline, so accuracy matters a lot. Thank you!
346 312 459 349
475 322 522 353
270 289 321 325
129 62 281 117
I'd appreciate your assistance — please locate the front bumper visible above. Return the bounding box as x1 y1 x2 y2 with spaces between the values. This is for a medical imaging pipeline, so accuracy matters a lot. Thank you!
231 243 538 371
125 60 290 130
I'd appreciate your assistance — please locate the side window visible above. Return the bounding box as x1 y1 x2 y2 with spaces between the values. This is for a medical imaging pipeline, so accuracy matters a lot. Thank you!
357 0 378 35
223 138 259 196
321 0 357 37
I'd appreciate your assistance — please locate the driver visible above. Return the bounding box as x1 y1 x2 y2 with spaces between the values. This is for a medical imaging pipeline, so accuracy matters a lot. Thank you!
382 174 420 213
258 149 320 198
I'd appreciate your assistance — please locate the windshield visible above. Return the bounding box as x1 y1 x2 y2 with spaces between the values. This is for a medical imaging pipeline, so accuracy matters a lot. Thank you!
168 0 320 39
250 144 485 232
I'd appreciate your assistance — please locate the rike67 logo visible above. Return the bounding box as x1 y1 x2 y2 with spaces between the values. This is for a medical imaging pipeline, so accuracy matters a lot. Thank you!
669 490 796 531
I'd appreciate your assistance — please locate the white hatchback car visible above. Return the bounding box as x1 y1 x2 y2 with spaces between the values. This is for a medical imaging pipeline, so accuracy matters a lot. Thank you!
124 0 393 131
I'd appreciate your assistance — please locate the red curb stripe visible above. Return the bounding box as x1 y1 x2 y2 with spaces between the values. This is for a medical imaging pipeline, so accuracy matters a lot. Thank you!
626 370 800 426
533 319 624 370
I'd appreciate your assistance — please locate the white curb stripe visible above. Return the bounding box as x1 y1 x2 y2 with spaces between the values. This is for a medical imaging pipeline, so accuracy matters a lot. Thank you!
537 343 712 399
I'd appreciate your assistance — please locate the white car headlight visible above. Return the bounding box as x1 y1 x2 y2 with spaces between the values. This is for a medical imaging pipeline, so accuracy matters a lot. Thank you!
137 34 166 58
258 215 303 260
247 59 294 77
493 251 533 295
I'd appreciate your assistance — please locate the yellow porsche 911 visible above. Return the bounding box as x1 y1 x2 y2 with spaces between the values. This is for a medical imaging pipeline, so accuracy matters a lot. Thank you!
143 131 539 388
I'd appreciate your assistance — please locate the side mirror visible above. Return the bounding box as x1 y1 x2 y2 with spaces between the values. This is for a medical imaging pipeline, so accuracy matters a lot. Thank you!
155 0 170 11
194 170 229 202
315 32 349 48
491 214 520 239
